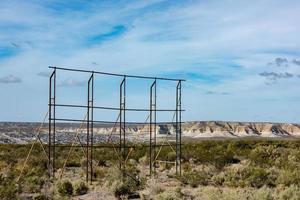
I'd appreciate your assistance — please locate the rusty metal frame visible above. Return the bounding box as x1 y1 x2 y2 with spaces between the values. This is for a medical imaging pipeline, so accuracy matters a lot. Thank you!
48 66 184 182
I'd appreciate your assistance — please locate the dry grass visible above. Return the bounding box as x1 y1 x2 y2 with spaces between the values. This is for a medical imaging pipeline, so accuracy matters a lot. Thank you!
2 140 300 199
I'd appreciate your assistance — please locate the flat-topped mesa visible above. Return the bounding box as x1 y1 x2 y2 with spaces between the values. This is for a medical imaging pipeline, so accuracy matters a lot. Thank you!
1 121 300 144
181 121 300 138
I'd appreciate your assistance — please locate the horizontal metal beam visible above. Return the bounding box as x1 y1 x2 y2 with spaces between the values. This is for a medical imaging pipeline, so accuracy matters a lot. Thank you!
49 66 186 82
49 117 185 124
47 144 184 148
52 103 185 112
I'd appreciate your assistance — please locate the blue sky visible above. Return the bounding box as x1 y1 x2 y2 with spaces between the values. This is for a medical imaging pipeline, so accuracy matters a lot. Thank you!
0 0 300 123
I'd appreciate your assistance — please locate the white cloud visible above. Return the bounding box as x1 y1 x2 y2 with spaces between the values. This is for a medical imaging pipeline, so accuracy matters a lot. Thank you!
58 79 85 87
0 75 22 83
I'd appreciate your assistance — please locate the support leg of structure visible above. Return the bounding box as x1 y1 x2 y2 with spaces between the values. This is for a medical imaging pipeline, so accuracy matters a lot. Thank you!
53 69 56 178
87 73 94 183
176 80 182 175
149 79 157 176
49 69 56 178
48 72 52 177
119 77 126 172
48 69 56 178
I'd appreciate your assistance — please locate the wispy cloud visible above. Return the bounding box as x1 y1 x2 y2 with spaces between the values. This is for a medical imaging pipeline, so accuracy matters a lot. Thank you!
268 57 288 67
259 72 293 80
293 59 300 66
37 71 50 77
259 71 295 85
58 79 85 87
87 25 127 45
0 75 22 83
206 91 230 95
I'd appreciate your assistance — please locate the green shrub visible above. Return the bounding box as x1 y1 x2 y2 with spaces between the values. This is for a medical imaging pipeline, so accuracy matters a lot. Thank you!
107 167 141 197
33 194 49 200
93 167 107 180
166 151 176 161
196 186 223 200
74 181 88 195
212 172 225 186
155 190 182 200
66 160 81 167
222 165 247 187
246 167 270 188
23 176 45 193
221 187 250 200
180 170 211 187
252 186 273 200
106 168 123 186
221 165 275 188
0 174 18 200
276 170 300 186
249 145 281 167
97 159 107 167
277 185 300 200
0 182 18 199
57 180 73 196
112 181 131 197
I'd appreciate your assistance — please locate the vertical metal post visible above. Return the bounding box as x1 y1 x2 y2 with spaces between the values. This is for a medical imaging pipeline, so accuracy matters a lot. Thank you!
176 80 182 175
149 79 156 176
154 79 157 173
87 73 94 183
53 69 56 178
119 81 122 170
48 68 56 178
87 78 89 182
179 81 182 175
91 73 94 182
123 77 126 164
149 83 152 175
119 77 126 171
48 71 52 177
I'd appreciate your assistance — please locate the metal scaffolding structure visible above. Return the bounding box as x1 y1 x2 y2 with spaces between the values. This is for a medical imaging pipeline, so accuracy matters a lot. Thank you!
48 66 185 182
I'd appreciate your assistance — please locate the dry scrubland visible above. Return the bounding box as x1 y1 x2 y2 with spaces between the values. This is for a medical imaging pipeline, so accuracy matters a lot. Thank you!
2 140 300 199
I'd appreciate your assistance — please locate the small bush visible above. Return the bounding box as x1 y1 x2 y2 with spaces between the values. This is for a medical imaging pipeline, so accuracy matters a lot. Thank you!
112 181 131 197
155 190 182 200
180 170 211 187
147 178 165 196
66 160 81 167
196 186 222 200
276 170 300 186
252 186 273 200
0 174 18 200
23 176 45 193
166 152 176 161
93 167 107 179
212 172 225 186
74 181 88 195
106 167 141 198
249 145 281 167
277 185 300 200
57 180 73 196
97 159 107 167
246 167 270 188
139 156 148 165
33 194 49 200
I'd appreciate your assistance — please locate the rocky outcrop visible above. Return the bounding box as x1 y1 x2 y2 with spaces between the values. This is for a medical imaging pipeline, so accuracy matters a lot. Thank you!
181 121 300 138
0 121 300 143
